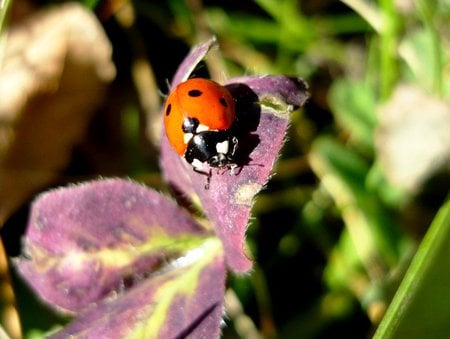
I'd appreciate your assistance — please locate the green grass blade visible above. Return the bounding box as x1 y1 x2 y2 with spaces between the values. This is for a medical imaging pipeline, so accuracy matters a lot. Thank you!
0 0 12 65
374 197 450 339
0 0 11 32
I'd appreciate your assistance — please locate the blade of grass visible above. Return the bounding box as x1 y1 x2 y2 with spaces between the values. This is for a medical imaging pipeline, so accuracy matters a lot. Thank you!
415 0 443 96
0 0 11 33
340 0 399 99
0 0 12 66
339 0 383 31
374 197 450 339
378 0 400 99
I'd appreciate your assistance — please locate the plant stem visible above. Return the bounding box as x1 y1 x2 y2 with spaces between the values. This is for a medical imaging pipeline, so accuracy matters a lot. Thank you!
378 0 399 99
416 0 443 96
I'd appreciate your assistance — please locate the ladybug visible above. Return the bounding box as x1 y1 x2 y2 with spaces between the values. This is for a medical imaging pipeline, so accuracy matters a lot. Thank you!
164 78 239 182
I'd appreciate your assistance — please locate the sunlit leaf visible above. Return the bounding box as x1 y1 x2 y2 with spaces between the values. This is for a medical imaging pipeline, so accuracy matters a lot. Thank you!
160 39 309 273
50 238 226 339
16 179 213 313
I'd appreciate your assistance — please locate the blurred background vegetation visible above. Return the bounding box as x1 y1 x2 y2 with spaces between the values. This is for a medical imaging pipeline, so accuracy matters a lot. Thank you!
1 0 449 338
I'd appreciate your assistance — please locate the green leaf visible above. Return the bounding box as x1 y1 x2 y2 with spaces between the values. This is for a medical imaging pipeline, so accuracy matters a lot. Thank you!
399 28 446 96
310 137 407 275
374 197 450 339
206 9 281 43
323 227 365 291
80 0 101 10
0 0 11 35
328 79 377 152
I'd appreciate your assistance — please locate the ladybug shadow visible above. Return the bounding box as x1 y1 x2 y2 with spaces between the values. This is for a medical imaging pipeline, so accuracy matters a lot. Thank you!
226 83 261 166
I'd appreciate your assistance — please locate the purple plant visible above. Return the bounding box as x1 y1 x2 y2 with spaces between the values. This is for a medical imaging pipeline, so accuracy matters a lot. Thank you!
16 38 309 337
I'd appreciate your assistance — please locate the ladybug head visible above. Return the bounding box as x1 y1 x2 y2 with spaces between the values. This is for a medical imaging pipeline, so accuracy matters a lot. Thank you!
184 131 238 170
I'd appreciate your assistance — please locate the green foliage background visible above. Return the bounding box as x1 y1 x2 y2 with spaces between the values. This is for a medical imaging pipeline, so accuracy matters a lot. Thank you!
1 0 449 338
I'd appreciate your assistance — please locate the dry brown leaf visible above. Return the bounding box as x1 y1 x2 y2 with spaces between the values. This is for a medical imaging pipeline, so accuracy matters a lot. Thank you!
376 84 450 193
0 2 116 225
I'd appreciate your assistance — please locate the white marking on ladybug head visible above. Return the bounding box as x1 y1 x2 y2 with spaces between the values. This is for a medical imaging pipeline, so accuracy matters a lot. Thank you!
191 158 204 170
215 140 229 154
196 124 210 133
183 133 193 144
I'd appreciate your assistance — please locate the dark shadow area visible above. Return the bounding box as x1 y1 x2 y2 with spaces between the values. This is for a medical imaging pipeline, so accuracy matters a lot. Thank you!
1 203 30 257
226 82 261 166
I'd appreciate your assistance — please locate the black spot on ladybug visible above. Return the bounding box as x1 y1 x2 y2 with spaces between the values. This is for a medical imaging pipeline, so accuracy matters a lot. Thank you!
219 97 228 107
188 89 203 97
165 103 172 116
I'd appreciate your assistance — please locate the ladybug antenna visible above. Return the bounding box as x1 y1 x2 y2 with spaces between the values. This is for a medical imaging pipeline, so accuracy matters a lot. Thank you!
233 162 264 174
158 89 168 98
165 78 171 90
158 79 172 98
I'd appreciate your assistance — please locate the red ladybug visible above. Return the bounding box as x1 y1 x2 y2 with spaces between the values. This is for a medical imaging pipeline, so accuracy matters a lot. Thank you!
164 78 238 180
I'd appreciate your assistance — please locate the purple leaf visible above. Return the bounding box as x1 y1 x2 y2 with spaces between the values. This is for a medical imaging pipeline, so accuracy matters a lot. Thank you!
160 39 309 272
171 36 218 88
49 240 226 338
16 178 212 313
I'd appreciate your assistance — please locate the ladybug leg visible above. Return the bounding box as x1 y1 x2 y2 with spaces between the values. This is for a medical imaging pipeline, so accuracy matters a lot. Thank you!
229 136 238 157
192 166 212 189
189 157 211 189
230 164 241 175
